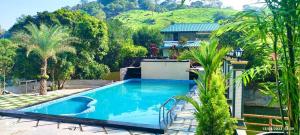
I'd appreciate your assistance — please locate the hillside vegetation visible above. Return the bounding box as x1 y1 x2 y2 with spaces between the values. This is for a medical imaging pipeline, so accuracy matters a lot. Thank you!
114 8 237 30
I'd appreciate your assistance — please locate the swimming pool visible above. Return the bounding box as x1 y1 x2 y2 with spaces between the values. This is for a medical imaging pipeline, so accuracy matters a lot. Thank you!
14 79 195 133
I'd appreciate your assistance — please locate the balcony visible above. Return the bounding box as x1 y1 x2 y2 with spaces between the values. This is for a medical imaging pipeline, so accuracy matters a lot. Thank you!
161 41 201 48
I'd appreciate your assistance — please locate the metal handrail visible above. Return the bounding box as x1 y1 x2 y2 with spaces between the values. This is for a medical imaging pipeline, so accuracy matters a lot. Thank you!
159 87 198 127
159 97 177 126
166 101 179 124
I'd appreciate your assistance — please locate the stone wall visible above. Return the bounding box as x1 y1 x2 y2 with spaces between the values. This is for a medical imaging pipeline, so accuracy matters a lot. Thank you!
243 88 276 107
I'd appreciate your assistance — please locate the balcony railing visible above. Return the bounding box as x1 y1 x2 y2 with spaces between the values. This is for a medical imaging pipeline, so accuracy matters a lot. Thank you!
163 41 198 44
162 41 201 48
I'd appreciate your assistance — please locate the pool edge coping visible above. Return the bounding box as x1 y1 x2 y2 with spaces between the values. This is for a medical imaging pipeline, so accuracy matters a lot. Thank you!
0 109 166 134
0 79 196 134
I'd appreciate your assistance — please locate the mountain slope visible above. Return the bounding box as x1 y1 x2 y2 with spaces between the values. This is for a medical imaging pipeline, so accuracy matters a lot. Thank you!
114 8 237 30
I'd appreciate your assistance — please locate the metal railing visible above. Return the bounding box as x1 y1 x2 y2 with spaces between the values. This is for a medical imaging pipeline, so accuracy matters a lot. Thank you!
159 97 178 126
19 80 38 94
158 89 197 127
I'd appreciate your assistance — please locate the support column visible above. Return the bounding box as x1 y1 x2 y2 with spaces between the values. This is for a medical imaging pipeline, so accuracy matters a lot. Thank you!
224 57 237 101
228 64 234 100
230 60 248 119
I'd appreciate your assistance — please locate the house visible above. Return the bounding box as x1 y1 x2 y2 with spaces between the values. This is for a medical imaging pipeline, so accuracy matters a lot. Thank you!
160 23 220 57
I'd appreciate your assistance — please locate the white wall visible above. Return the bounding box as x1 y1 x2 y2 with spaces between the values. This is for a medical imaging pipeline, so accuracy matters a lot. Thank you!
162 49 169 57
141 60 190 80
234 70 243 119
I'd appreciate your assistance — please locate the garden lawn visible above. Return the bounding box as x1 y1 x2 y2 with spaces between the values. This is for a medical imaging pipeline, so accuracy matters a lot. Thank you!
0 94 62 110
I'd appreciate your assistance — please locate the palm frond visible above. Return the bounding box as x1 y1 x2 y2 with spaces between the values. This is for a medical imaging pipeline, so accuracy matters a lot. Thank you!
176 95 201 112
14 23 77 60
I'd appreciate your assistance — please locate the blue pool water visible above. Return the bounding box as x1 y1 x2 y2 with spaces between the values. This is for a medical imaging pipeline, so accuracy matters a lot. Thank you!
21 79 195 127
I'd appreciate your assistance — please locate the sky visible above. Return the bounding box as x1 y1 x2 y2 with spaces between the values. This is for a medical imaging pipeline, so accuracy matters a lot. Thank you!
0 0 261 30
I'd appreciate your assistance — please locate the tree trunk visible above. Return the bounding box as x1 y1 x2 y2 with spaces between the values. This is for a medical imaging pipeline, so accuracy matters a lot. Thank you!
39 59 48 95
51 69 55 91
58 79 67 90
58 80 63 89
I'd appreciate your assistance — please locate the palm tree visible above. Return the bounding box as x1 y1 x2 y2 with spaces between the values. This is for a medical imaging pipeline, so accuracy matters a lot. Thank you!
14 23 77 95
177 40 236 134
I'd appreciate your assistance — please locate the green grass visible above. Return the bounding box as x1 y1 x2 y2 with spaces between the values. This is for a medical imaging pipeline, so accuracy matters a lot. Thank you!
114 8 237 30
0 94 63 110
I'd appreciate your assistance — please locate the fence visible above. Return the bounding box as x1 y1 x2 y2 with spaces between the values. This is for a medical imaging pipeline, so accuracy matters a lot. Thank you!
243 113 288 132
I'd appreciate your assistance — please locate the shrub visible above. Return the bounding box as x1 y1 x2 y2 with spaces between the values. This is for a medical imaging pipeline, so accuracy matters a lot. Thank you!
177 40 236 134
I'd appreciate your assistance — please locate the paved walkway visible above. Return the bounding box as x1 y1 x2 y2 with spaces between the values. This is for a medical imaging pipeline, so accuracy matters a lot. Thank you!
0 103 197 135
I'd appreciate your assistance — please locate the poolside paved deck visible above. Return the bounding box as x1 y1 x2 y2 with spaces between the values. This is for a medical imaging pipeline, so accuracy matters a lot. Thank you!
0 102 197 135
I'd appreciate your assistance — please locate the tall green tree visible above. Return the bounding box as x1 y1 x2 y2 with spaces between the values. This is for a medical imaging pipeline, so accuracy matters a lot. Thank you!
0 39 16 94
138 0 155 10
103 20 132 71
132 27 163 54
103 20 148 71
213 11 229 23
10 9 109 80
72 1 106 20
160 0 179 11
177 40 236 134
190 1 204 8
104 0 138 17
14 24 77 95
48 56 75 90
97 0 113 5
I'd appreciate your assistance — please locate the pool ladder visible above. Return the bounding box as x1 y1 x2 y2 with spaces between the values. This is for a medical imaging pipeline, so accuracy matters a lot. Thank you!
158 96 178 127
158 90 197 127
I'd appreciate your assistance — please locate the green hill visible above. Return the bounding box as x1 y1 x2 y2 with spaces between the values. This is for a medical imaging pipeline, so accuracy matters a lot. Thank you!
114 8 238 30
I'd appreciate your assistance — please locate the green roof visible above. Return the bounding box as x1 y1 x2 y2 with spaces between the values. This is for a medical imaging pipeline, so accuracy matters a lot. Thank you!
161 23 219 32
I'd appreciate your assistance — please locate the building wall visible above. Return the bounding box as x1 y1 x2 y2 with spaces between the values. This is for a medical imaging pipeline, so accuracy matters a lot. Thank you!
141 60 190 80
178 32 197 40
162 32 210 41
